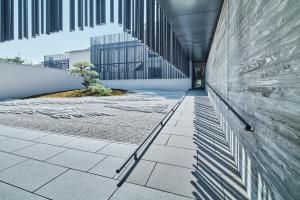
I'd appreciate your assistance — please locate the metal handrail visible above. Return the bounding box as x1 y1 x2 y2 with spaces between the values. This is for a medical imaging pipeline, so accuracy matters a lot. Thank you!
205 81 254 132
116 90 188 174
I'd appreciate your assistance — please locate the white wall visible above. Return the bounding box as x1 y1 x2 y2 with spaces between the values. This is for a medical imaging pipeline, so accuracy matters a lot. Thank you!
68 49 91 68
0 63 83 100
102 78 192 91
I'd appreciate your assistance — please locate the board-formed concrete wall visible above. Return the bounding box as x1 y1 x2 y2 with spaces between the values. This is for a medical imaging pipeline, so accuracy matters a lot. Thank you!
102 78 191 91
206 0 300 200
0 63 83 100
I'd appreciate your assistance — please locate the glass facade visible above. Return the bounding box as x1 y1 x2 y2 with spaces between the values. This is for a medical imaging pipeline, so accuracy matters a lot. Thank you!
44 54 69 70
91 32 187 80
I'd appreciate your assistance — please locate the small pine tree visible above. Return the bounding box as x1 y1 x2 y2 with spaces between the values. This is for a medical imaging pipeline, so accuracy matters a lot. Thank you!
70 61 99 89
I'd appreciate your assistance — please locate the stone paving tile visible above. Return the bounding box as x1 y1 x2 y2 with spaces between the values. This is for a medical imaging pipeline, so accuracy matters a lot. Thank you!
97 143 137 159
62 138 110 152
111 183 192 200
0 135 10 142
0 126 26 137
164 118 178 127
36 170 118 200
7 130 50 141
146 163 224 200
34 134 77 146
161 126 196 137
0 138 36 152
15 143 67 161
143 144 196 169
117 160 156 186
0 182 48 200
0 151 27 171
175 120 195 129
47 149 106 171
0 159 67 192
166 135 197 150
89 156 125 178
153 133 170 145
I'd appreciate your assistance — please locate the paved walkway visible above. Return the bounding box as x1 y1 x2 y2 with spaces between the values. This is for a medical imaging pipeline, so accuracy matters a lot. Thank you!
0 90 248 200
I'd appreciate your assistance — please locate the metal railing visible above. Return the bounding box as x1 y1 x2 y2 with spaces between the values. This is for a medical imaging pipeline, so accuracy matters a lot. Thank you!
116 90 188 175
205 81 254 132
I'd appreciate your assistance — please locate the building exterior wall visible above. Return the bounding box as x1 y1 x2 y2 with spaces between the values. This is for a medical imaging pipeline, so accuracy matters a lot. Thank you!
102 78 191 91
68 49 91 69
0 62 82 100
205 0 300 200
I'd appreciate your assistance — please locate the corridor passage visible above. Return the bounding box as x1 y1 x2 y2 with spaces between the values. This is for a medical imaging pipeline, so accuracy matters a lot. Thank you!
121 90 249 199
0 90 249 200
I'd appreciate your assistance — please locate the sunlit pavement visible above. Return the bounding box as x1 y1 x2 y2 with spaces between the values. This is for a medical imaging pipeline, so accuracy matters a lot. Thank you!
0 90 248 200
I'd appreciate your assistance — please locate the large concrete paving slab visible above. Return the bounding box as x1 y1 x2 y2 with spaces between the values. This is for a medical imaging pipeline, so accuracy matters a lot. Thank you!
111 183 192 200
0 182 48 200
34 134 77 146
97 143 138 158
153 133 170 145
36 170 118 200
14 143 67 161
89 156 125 178
146 163 224 199
0 159 67 192
47 149 106 171
0 151 27 171
143 144 196 169
117 160 156 186
62 138 110 152
0 138 36 152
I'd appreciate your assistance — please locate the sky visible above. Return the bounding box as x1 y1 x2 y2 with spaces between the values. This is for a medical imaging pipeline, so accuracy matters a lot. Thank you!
0 0 122 64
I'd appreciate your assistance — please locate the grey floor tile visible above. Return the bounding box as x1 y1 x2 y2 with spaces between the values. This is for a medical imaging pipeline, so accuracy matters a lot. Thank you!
0 135 10 142
0 126 25 137
36 170 118 200
166 135 196 149
62 138 109 152
89 156 125 178
0 151 27 171
97 143 137 158
153 134 170 145
111 183 192 200
15 143 67 161
35 134 76 146
175 120 195 129
11 130 50 141
161 126 196 137
0 182 47 200
0 160 67 192
146 163 224 199
0 138 36 152
117 160 156 186
143 145 196 169
165 119 178 127
47 149 106 171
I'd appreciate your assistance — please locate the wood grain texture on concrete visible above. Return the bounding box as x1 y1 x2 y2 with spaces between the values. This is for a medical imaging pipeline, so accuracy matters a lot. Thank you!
206 0 300 199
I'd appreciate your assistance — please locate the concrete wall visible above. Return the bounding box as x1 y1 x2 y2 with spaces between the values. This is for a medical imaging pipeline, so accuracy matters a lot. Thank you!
206 0 300 200
0 63 83 100
68 49 90 69
102 78 191 91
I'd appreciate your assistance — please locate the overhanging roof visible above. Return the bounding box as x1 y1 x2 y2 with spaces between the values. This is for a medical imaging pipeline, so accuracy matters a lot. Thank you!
158 0 223 63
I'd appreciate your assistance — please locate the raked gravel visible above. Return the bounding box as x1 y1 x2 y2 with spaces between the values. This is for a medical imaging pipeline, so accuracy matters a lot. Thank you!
0 90 184 144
